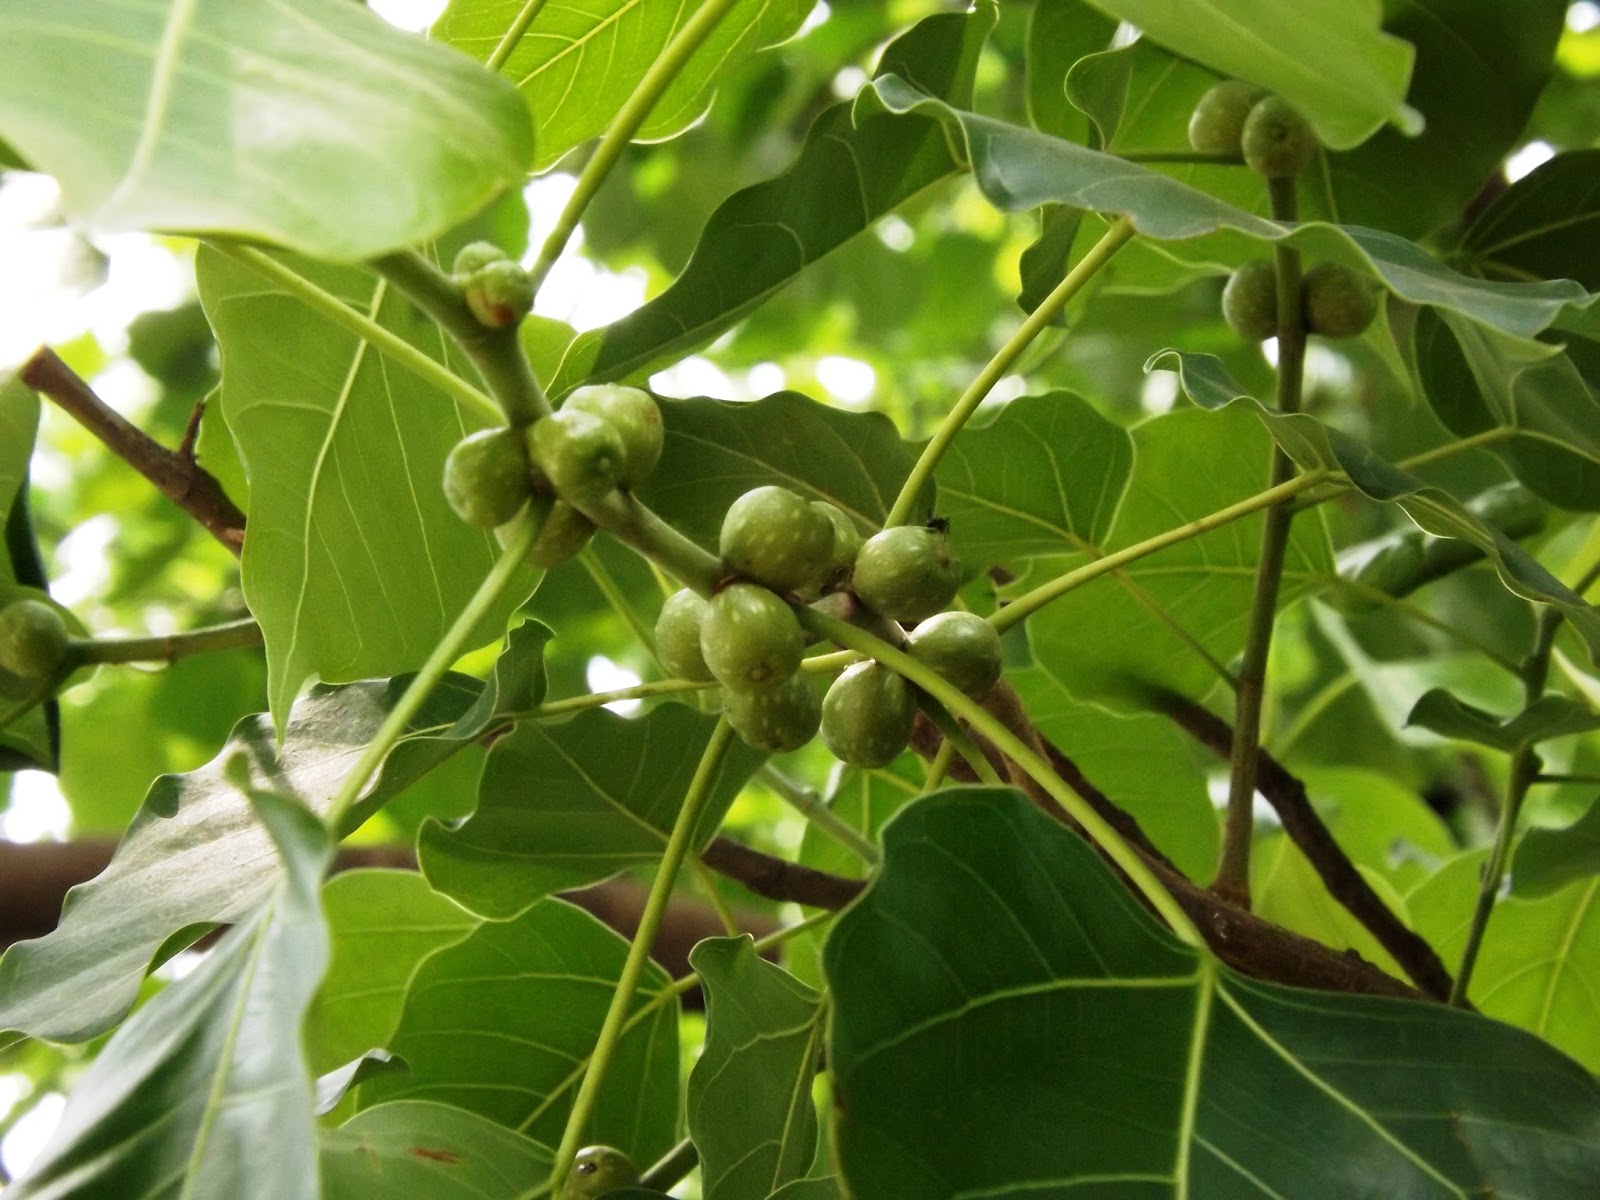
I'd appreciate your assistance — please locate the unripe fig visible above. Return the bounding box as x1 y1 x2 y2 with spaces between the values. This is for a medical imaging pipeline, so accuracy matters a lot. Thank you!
527 408 628 505
1301 262 1377 339
907 611 1003 699
720 485 834 595
442 427 531 528
1222 261 1279 341
821 661 916 767
527 499 596 568
1187 80 1267 156
1241 95 1317 179
655 588 715 682
700 583 804 693
723 671 821 753
560 1145 639 1199
451 240 510 280
463 260 534 328
851 525 961 623
563 385 663 487
811 500 863 591
0 599 70 682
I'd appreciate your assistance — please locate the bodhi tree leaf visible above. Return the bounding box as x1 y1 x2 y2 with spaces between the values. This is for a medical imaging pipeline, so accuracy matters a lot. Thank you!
1411 850 1600 1073
1084 0 1415 150
359 897 680 1163
7 791 332 1200
1151 349 1600 663
1516 798 1600 898
419 704 763 919
1025 0 1116 141
1406 689 1600 753
197 248 540 728
549 2 996 393
0 623 547 1044
934 392 1132 570
0 0 530 260
1021 403 1334 710
1459 148 1600 288
437 0 811 174
637 392 924 552
855 76 1590 339
687 937 825 1200
307 870 482 1076
824 788 1600 1197
321 1100 554 1200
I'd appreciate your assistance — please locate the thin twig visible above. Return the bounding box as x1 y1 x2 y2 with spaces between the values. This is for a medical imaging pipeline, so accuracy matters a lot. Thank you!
19 347 246 554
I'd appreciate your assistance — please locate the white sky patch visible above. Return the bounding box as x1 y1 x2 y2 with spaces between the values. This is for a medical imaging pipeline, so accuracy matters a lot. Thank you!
1569 2 1600 33
1505 141 1555 183
533 257 647 331
1141 369 1179 415
874 215 915 252
2 770 72 843
585 655 643 715
745 362 785 397
651 356 737 400
1 1092 65 1181
986 374 1028 406
815 355 876 407
89 357 160 419
83 234 190 355
0 174 94 369
522 173 581 260
831 65 868 100
1304 342 1355 393
0 1074 29 1123
797 1 831 37
1261 336 1281 368
49 512 119 608
1205 771 1279 827
153 948 208 982
369 0 448 31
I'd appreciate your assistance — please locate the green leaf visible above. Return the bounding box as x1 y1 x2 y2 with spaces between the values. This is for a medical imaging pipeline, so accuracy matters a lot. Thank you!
1293 767 1457 894
1516 798 1600 898
769 1182 840 1200
1459 148 1600 288
1251 834 1408 978
1414 308 1600 510
359 897 681 1162
635 392 924 552
1009 664 1219 882
687 937 825 1200
857 77 1589 338
0 1 530 260
197 248 541 728
1084 0 1415 149
549 3 996 392
824 788 1600 1197
0 627 544 1043
321 1100 554 1200
308 870 482 1076
1411 850 1600 1072
438 0 811 174
1022 404 1334 709
934 392 1132 570
1406 689 1600 753
7 790 332 1200
419 704 763 919
1025 0 1115 140
0 376 50 772
1152 349 1600 663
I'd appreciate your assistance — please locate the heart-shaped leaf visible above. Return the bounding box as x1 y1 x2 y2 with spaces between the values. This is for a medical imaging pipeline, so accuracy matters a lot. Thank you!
824 789 1600 1196
321 1100 553 1199
0 0 531 259
1515 797 1600 898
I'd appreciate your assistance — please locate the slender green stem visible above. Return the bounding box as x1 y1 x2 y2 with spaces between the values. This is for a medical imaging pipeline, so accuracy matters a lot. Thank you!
369 251 550 427
884 216 1136 528
573 490 724 594
1270 671 1359 762
1214 174 1306 907
210 245 501 424
1325 578 1522 674
690 855 742 937
1288 427 1520 514
922 739 958 792
919 699 1001 784
637 1138 701 1194
486 0 552 71
323 519 536 830
801 648 859 674
70 617 261 665
532 676 717 718
527 0 745 295
1533 772 1600 786
1451 556 1600 1006
549 718 738 1194
993 471 1326 634
579 546 657 658
1121 150 1243 164
759 764 880 865
799 607 1202 946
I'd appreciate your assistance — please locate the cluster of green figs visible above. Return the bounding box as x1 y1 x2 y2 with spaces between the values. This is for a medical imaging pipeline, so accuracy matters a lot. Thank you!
1187 80 1378 342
